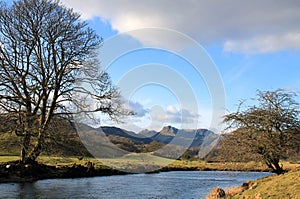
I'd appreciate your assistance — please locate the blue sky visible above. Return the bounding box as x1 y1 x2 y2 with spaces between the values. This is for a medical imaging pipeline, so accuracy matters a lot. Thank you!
4 0 300 133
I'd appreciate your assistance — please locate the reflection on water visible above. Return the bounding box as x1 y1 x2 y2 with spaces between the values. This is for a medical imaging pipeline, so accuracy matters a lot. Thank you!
0 171 271 199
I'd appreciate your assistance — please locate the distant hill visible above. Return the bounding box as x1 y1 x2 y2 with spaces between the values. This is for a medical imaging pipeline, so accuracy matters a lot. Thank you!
0 121 92 157
99 126 153 144
99 125 218 148
98 125 221 160
158 126 178 136
139 129 159 137
0 118 221 160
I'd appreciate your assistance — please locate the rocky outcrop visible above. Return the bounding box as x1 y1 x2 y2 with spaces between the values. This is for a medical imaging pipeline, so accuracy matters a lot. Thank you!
205 187 226 199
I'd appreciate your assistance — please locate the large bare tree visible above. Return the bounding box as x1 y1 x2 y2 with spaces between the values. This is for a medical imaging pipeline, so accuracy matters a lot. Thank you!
222 89 300 174
0 0 127 163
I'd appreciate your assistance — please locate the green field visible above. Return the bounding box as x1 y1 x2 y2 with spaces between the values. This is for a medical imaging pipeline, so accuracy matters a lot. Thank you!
1 154 299 173
2 154 300 198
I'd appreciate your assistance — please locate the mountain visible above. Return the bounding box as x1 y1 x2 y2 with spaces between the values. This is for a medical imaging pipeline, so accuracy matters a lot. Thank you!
0 116 221 160
70 125 221 160
99 126 153 144
159 126 178 136
99 125 218 148
149 126 178 144
150 126 217 147
98 125 221 159
139 129 158 137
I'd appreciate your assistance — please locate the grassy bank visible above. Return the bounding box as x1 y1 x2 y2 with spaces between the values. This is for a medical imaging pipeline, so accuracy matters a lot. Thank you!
206 168 300 199
1 154 300 192
1 154 299 173
224 169 300 198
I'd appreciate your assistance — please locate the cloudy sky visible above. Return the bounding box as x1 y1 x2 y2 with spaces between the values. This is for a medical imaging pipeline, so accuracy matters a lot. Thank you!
5 0 300 132
63 0 300 132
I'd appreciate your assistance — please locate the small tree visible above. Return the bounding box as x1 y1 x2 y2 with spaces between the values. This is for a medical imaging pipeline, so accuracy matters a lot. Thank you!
0 0 128 163
222 89 300 174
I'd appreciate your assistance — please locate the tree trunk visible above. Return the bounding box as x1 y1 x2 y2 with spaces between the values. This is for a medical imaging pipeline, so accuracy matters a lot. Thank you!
20 147 26 163
28 143 42 162
272 161 285 175
28 129 45 161
265 158 285 175
20 132 31 164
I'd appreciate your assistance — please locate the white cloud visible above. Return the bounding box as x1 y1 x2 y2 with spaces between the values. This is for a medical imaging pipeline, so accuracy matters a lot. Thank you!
61 0 300 54
224 33 300 54
153 105 200 125
105 103 202 132
128 101 148 117
166 105 178 115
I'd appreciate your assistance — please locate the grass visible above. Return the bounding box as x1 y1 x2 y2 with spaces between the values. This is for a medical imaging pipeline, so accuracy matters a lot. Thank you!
0 156 19 162
225 186 245 197
1 154 299 173
226 169 300 199
2 154 300 198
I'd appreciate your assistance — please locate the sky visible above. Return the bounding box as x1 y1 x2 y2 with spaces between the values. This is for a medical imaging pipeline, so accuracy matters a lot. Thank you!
4 0 300 133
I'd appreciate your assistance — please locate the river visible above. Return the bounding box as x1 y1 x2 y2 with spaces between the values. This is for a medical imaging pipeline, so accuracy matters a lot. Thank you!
0 171 271 199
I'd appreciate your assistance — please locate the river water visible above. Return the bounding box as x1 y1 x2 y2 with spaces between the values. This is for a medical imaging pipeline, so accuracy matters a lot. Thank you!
0 171 270 199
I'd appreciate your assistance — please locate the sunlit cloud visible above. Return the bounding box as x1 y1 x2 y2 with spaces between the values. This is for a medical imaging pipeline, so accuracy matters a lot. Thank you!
127 101 149 117
146 105 200 125
224 33 300 54
62 0 300 54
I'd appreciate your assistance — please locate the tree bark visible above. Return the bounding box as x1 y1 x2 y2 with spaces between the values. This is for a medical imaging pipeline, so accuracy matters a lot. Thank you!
266 158 285 175
272 161 285 175
20 147 26 163
28 129 45 161
20 132 31 164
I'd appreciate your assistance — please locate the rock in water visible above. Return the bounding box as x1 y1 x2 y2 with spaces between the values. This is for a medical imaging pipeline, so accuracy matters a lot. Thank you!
205 187 226 199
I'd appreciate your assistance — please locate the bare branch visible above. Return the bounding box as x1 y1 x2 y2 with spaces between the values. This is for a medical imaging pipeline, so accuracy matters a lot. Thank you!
221 89 300 174
0 0 130 162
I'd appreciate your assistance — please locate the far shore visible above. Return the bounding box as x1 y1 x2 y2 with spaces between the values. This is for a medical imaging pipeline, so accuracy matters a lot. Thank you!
1 155 299 183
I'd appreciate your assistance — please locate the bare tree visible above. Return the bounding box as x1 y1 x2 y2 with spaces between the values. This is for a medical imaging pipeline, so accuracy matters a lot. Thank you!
222 89 300 174
0 0 128 163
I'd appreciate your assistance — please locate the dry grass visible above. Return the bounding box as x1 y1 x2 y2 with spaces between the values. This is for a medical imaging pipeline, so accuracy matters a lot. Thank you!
0 155 299 173
0 156 19 162
234 170 300 199
216 169 300 199
225 186 246 197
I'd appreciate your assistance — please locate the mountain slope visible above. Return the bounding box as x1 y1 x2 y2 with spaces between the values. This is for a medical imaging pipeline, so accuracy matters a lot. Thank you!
0 120 220 159
139 129 158 137
99 126 153 144
151 126 217 147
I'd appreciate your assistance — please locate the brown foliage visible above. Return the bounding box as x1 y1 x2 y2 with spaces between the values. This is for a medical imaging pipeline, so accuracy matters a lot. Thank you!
221 89 300 174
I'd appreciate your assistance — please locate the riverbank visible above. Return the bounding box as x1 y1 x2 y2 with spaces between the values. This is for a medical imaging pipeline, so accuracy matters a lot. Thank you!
0 160 128 183
206 169 300 198
0 155 299 183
